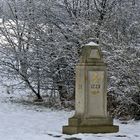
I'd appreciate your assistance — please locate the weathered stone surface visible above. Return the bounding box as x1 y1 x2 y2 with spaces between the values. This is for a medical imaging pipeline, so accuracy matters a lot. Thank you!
62 42 119 134
63 116 119 134
68 117 113 126
63 125 119 135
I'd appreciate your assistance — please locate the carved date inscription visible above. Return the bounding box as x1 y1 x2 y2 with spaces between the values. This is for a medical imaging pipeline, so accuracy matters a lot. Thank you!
90 84 100 89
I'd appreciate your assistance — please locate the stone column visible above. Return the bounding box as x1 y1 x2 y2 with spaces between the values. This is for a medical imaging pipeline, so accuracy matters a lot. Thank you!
63 42 119 134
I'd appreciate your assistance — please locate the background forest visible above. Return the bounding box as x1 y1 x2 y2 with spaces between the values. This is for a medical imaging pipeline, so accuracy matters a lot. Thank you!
0 0 140 120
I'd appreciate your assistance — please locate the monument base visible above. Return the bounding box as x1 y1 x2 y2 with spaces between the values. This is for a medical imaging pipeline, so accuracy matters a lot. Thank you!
63 117 119 134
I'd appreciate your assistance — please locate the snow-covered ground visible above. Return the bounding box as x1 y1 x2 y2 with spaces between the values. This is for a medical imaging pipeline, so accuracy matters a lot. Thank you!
0 92 140 140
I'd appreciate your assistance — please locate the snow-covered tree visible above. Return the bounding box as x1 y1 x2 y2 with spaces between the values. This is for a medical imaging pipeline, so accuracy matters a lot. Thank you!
0 0 139 118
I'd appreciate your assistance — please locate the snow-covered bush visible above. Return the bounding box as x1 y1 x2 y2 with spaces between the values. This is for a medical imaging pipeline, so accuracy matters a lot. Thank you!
103 44 140 120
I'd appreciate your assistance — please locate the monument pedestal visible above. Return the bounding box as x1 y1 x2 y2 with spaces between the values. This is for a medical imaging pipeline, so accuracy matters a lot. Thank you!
63 42 119 134
63 117 118 134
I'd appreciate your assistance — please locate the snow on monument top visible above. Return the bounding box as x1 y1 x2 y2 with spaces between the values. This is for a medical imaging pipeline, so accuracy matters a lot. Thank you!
85 41 99 46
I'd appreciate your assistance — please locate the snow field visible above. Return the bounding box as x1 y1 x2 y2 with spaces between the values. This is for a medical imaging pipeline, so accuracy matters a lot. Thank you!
0 92 140 140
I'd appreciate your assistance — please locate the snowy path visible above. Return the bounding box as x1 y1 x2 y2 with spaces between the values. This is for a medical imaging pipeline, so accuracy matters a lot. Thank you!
0 95 140 140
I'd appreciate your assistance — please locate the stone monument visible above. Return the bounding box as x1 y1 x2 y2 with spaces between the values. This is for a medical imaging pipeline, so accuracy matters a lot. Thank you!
63 42 119 134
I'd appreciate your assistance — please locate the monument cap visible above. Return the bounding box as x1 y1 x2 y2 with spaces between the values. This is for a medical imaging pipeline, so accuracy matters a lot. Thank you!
85 41 99 46
80 42 103 63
